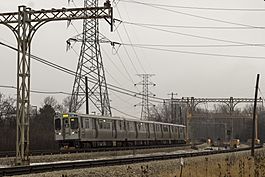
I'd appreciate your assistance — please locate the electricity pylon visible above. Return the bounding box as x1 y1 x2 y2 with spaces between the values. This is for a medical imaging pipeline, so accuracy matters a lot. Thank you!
134 74 155 120
0 5 112 166
68 0 112 116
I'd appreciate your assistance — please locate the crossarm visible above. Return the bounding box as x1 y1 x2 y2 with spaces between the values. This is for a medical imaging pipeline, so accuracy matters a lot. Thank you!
0 6 112 24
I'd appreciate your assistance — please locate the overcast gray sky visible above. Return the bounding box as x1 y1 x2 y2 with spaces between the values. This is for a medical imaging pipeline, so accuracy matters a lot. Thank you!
0 0 265 118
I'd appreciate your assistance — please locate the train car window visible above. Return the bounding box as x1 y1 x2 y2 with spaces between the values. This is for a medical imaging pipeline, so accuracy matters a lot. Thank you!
146 123 149 132
55 118 61 130
80 117 84 128
104 122 111 129
119 121 124 130
155 124 159 131
145 123 148 129
179 127 183 134
142 123 145 131
127 122 130 131
98 119 111 129
149 124 151 129
138 122 142 130
149 124 153 131
99 120 103 129
163 125 168 132
92 119 96 129
85 119 89 129
70 118 79 129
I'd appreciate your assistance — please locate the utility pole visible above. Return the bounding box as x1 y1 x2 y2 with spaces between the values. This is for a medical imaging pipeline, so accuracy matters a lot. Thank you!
67 0 112 116
168 92 177 123
134 74 155 120
251 74 260 157
0 5 112 166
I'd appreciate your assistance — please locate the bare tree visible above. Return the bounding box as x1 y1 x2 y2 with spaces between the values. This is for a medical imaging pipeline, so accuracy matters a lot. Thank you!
0 93 16 118
42 96 58 108
42 96 67 113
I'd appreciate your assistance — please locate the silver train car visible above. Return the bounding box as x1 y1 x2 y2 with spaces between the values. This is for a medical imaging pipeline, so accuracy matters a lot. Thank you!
54 113 186 148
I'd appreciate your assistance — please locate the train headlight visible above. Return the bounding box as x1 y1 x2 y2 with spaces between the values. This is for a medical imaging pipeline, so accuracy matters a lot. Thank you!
71 132 75 135
58 132 61 135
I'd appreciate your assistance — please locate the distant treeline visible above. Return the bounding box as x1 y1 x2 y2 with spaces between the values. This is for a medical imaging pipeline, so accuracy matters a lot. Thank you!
0 94 64 151
0 92 262 151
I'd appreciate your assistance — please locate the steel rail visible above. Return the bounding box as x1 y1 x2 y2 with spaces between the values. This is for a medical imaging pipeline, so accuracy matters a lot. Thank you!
0 143 190 158
0 145 262 176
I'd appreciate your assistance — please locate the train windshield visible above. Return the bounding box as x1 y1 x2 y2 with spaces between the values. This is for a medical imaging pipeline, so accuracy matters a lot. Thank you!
54 118 61 130
70 117 79 129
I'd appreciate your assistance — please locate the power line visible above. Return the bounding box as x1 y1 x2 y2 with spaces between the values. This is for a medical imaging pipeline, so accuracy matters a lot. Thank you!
258 88 265 103
115 49 137 85
111 106 140 119
0 85 72 95
127 23 265 47
116 29 140 74
121 0 265 12
115 7 146 73
102 48 133 84
131 45 265 60
0 41 164 103
121 0 261 28
122 21 265 30
122 43 265 48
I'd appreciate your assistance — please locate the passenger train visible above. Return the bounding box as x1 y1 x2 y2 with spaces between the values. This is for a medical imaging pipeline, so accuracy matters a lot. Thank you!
54 113 186 148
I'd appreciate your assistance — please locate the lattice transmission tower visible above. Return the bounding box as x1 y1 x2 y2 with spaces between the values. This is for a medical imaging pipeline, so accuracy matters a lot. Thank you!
68 0 112 116
134 74 156 120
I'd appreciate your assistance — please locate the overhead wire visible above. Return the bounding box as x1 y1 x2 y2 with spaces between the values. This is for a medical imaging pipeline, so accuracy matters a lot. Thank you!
101 48 133 84
121 0 262 29
110 106 139 119
258 88 265 102
0 41 164 104
131 45 265 60
0 85 72 95
127 22 265 47
116 29 140 75
122 21 265 30
121 43 265 48
120 0 265 12
115 6 146 73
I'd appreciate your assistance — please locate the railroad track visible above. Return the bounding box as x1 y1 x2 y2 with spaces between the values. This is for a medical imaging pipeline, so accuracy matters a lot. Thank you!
0 143 191 158
0 145 262 176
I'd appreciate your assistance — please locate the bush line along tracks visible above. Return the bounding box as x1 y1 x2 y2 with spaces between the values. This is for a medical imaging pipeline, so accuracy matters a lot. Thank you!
0 145 262 176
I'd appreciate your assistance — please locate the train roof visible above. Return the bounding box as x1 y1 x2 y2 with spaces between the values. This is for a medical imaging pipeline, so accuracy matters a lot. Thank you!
62 113 185 127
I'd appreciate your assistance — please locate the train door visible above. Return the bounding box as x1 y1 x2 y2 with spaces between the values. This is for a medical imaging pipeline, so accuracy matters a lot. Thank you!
112 120 117 138
134 121 138 139
62 117 70 140
169 125 172 139
146 123 150 138
125 120 129 139
91 118 98 138
153 123 156 140
54 115 62 141
161 125 164 138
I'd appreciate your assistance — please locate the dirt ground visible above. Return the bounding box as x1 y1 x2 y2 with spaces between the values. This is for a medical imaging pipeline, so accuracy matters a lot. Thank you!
15 148 265 177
